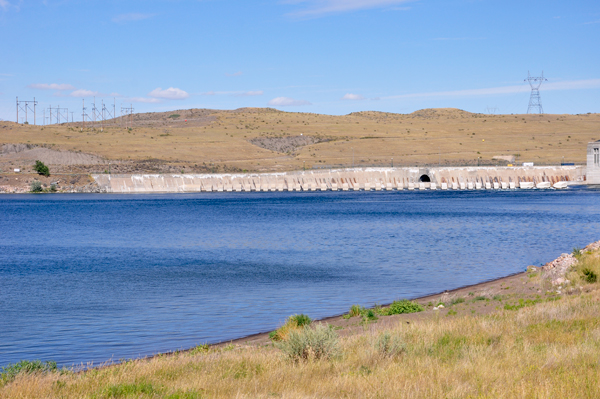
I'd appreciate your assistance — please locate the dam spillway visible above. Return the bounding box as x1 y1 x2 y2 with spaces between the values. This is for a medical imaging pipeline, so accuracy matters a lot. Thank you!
91 166 585 193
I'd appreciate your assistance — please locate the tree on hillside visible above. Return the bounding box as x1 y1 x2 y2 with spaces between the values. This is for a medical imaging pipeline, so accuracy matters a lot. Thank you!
34 160 49 177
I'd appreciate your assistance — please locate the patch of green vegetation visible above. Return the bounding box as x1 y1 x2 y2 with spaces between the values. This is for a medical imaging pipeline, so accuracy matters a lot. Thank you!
189 344 210 355
0 360 60 383
474 296 487 301
572 247 583 258
103 382 157 397
168 114 181 119
450 297 465 306
380 300 423 315
503 298 542 311
570 250 600 286
165 389 204 399
582 268 597 283
34 160 49 177
270 314 312 341
30 180 43 193
447 309 457 316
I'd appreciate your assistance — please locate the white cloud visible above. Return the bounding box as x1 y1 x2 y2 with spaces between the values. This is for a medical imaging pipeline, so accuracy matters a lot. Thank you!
70 89 99 97
129 97 161 103
201 91 216 95
0 0 11 11
148 87 189 100
284 0 413 18
268 97 311 106
382 78 600 100
112 13 155 23
28 83 76 91
341 93 365 100
226 71 243 77
236 91 264 97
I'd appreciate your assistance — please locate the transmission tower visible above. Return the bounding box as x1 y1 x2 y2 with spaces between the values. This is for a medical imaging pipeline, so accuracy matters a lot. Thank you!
121 104 134 129
48 105 69 124
16 97 38 124
82 99 91 131
524 71 547 114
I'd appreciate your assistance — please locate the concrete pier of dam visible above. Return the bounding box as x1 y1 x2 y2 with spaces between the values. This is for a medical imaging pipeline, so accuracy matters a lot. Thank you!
92 165 585 193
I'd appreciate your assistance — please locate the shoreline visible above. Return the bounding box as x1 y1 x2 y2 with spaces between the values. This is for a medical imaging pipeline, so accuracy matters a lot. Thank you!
67 239 597 372
87 254 579 372
73 269 531 372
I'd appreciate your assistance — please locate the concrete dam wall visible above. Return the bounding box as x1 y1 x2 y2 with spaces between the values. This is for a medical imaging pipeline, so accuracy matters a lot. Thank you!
92 166 585 193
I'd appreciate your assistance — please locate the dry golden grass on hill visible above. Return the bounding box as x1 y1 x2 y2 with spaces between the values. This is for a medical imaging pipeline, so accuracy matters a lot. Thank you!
1 108 598 173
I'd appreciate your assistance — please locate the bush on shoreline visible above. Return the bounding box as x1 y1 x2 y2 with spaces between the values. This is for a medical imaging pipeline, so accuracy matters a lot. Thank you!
30 180 43 193
269 314 312 341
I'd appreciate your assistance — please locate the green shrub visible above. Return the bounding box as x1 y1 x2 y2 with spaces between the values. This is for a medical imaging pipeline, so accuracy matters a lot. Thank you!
276 324 340 362
582 268 597 283
374 332 404 357
290 314 312 327
381 300 423 315
0 360 58 383
270 314 312 341
50 183 57 192
450 297 465 306
189 344 210 355
348 304 364 317
30 180 43 193
169 114 181 119
572 250 600 285
34 160 49 177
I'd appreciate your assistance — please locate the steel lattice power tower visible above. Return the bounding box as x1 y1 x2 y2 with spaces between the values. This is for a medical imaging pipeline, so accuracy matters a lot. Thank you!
524 71 548 114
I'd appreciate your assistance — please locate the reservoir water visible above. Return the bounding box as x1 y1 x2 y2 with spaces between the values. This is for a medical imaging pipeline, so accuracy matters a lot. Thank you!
1 188 599 367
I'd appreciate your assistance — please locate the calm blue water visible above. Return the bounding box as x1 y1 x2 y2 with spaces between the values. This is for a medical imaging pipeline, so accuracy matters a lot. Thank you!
1 188 599 367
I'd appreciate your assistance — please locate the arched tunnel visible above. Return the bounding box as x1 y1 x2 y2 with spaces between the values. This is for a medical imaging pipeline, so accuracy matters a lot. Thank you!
419 174 431 182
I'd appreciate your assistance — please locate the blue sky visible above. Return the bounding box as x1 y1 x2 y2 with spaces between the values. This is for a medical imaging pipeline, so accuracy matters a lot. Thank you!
1 0 599 122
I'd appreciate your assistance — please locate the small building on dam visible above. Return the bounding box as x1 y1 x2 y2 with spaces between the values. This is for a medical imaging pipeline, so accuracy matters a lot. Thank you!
588 140 600 185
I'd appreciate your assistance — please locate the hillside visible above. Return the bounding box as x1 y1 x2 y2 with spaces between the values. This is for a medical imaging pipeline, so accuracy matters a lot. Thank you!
1 108 598 174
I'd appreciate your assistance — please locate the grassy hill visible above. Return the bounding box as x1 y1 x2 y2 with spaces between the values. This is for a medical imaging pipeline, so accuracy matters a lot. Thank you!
1 108 598 173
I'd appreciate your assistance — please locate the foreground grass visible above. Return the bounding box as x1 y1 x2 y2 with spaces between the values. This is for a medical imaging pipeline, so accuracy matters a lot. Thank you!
3 292 600 398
